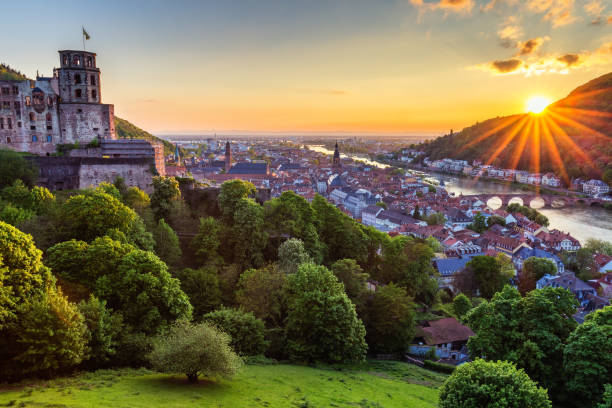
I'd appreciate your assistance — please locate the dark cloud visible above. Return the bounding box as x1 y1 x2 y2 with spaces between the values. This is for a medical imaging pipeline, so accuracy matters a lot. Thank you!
557 54 580 67
517 37 546 55
491 59 523 73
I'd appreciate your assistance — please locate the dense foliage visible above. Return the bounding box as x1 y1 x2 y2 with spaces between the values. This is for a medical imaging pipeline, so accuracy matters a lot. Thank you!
439 359 551 408
203 308 268 356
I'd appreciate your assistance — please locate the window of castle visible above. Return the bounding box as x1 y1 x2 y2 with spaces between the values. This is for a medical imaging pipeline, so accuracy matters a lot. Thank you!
62 55 68 65
6 137 11 143
90 75 96 86
46 135 52 142
7 118 12 129
47 97 53 107
2 101 9 109
1 87 9 95
25 96 31 106
86 56 93 67
75 74 82 84
29 112 35 121
30 125 36 130
47 125 52 130
73 56 81 66
46 113 52 121
91 90 97 100
14 101 20 109
12 86 18 95
0 118 4 129
75 89 82 98
31 135 38 142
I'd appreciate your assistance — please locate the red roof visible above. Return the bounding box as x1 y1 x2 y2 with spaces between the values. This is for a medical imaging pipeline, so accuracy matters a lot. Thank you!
418 318 475 346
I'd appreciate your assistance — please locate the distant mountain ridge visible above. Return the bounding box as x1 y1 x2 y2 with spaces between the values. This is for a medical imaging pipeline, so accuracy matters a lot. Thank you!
419 72 612 182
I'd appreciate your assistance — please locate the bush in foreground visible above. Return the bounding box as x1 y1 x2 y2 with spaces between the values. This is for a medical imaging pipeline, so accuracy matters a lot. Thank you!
439 359 551 408
147 320 243 383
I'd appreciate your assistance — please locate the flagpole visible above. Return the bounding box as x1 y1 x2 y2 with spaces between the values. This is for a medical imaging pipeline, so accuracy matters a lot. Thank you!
82 27 85 51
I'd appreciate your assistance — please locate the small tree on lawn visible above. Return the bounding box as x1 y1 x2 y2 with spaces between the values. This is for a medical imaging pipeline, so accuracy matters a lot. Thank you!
147 320 243 383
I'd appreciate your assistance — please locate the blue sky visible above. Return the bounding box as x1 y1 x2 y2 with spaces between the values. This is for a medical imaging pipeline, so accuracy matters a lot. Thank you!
2 0 611 135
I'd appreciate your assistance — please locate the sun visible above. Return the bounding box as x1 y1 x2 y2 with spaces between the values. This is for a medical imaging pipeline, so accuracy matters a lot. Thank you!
526 96 552 114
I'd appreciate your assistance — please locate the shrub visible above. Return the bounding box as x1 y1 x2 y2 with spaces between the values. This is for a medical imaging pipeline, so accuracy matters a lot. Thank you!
439 359 551 408
203 308 268 356
78 295 124 368
424 359 456 374
147 320 243 383
177 267 222 318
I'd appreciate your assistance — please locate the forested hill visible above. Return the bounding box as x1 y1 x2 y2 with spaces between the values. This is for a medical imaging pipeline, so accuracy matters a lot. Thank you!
114 117 174 155
0 63 29 81
419 72 612 181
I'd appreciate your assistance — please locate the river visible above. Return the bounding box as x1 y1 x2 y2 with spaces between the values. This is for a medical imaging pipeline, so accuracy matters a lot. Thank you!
305 144 612 244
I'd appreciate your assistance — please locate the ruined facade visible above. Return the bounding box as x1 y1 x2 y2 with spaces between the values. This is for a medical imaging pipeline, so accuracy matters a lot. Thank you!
0 50 115 155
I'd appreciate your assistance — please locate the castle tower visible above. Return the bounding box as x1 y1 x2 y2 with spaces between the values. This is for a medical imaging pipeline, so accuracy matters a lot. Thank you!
333 141 341 168
225 141 232 172
54 50 115 143
56 51 101 104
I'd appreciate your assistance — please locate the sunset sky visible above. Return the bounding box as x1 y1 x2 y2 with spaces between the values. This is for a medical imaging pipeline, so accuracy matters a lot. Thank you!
2 0 611 136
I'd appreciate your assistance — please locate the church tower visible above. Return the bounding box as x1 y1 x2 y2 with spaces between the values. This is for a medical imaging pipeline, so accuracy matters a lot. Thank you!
225 141 232 172
333 141 341 168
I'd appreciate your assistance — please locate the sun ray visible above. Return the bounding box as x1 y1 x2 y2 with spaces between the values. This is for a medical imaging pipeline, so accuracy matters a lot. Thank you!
460 114 524 152
540 115 570 186
546 109 609 141
531 117 541 193
541 114 599 173
508 115 534 172
554 87 612 106
552 106 612 119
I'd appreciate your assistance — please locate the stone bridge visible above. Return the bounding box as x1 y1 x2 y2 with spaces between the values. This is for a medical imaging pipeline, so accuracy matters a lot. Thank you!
461 193 606 209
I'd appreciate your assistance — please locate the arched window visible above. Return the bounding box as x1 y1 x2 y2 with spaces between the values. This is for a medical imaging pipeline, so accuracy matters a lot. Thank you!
25 96 31 106
62 55 68 65
31 135 38 142
29 112 35 122
86 56 93 67
73 55 81 66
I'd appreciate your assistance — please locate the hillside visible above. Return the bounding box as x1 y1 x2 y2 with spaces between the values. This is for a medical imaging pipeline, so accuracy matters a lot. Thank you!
0 63 28 81
420 72 612 182
0 362 444 408
115 117 174 156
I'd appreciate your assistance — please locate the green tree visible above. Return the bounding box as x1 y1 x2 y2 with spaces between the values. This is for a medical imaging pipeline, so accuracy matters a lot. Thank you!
147 320 242 383
363 283 415 353
285 263 367 363
1 179 32 209
330 258 369 307
455 255 511 299
218 179 256 222
311 194 370 265
465 286 578 401
29 185 55 214
452 293 473 319
236 264 287 326
597 385 612 408
123 186 150 212
59 190 137 243
439 359 551 408
584 238 612 256
487 215 506 227
231 198 268 269
0 203 35 226
153 219 182 266
469 212 487 233
278 238 311 274
563 306 612 408
519 257 557 294
0 149 37 189
191 216 223 266
263 191 323 262
203 308 268 356
176 267 222 319
96 182 122 201
150 176 181 221
426 212 446 226
3 289 88 379
78 295 124 368
0 221 54 329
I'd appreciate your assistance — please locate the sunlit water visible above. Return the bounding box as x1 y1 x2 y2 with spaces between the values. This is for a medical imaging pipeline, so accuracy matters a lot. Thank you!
305 144 612 244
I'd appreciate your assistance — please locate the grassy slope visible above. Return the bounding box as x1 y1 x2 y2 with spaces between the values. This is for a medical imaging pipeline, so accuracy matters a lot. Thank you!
0 361 444 408
0 64 28 81
114 117 174 156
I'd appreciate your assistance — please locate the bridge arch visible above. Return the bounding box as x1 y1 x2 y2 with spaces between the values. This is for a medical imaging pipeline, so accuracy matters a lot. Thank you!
486 196 503 210
507 196 524 207
529 197 545 209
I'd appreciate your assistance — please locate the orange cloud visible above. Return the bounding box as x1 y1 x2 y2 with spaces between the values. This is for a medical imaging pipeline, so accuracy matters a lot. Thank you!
526 0 577 27
497 16 523 48
557 53 580 66
409 0 474 15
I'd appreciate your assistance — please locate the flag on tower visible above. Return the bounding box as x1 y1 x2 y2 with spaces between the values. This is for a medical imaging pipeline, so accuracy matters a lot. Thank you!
82 27 91 40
